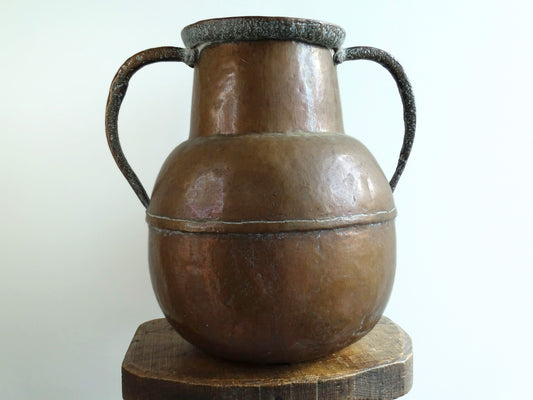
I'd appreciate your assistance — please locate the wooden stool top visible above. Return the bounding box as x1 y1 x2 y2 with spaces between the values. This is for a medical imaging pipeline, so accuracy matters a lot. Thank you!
122 316 412 399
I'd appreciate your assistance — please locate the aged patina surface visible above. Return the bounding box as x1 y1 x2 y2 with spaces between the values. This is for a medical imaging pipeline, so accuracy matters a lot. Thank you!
105 16 415 363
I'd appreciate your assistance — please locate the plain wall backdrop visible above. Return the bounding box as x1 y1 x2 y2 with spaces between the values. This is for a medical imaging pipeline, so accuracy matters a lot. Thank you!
1 1 532 398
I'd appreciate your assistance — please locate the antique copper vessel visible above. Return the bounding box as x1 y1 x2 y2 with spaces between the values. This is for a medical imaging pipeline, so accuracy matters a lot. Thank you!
105 17 416 363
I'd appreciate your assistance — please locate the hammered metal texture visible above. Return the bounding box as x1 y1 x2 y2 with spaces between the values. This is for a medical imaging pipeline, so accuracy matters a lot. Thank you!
149 221 396 363
142 40 397 363
105 18 417 364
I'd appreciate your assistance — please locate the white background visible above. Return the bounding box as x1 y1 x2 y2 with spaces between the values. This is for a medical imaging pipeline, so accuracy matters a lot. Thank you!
2 1 532 399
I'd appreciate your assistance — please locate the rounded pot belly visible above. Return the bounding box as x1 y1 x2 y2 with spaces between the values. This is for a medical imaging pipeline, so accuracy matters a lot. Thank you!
148 220 396 363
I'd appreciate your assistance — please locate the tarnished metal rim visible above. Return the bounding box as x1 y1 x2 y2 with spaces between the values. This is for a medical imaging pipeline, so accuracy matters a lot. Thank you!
146 208 396 234
181 16 346 49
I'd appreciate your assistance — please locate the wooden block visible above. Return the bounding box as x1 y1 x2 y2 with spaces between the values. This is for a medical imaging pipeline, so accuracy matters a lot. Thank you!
122 316 412 400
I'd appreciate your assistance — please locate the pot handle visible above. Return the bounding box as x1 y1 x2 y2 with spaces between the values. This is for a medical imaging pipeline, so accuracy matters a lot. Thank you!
334 47 416 192
105 47 198 208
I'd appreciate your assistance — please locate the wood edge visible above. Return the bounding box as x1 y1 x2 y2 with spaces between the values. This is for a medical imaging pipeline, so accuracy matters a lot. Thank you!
123 355 412 400
122 317 413 399
122 351 413 399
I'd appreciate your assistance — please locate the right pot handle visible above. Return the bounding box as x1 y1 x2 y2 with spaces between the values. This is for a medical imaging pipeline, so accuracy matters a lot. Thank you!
334 46 416 192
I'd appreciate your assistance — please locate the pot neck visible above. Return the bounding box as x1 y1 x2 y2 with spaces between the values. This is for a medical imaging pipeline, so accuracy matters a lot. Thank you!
189 40 344 138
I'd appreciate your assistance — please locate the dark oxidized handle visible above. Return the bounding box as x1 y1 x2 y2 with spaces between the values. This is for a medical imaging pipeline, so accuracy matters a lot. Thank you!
334 47 416 192
105 47 198 208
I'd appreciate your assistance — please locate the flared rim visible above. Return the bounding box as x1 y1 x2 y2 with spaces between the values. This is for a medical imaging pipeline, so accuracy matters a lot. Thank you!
181 16 346 49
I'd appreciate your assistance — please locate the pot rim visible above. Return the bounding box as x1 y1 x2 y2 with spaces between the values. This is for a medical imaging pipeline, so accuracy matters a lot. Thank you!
181 16 346 49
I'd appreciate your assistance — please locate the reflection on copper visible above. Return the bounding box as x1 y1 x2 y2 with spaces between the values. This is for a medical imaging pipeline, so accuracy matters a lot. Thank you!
189 41 344 137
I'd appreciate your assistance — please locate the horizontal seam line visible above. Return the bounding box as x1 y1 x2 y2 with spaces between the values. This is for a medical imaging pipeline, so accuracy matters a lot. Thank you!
146 208 396 225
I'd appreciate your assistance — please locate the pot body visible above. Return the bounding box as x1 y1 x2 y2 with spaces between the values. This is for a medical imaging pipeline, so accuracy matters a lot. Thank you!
106 17 416 364
149 220 395 363
146 101 397 363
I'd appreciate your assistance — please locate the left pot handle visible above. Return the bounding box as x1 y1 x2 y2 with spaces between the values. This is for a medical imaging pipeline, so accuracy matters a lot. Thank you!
105 46 198 209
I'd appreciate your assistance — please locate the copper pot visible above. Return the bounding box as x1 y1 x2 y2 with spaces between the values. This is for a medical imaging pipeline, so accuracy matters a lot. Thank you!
105 17 416 363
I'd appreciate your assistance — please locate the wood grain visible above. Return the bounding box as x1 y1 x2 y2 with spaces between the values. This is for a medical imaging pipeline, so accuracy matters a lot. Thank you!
122 316 412 399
